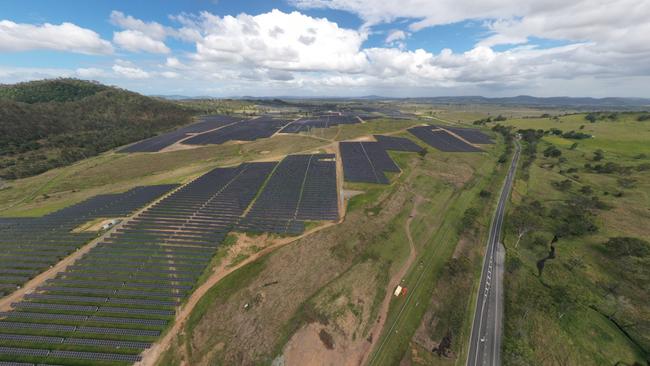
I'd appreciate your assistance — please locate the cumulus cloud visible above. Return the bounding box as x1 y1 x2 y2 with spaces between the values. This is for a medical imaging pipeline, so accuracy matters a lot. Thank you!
112 62 151 79
113 30 170 53
5 5 647 97
293 0 650 55
110 11 169 40
181 9 368 72
110 10 173 53
76 67 108 78
0 20 112 54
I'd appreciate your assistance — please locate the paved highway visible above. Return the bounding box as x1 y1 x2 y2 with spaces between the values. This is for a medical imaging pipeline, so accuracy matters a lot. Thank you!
467 139 521 366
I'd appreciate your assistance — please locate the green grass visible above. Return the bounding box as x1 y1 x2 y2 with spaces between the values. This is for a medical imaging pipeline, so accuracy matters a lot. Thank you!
368 144 503 365
501 112 650 365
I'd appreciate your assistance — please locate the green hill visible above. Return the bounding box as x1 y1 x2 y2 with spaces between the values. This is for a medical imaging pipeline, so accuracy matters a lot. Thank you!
0 78 109 103
0 79 194 179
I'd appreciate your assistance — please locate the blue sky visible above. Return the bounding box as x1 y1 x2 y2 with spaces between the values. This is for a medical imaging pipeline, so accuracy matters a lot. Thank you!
1 0 648 97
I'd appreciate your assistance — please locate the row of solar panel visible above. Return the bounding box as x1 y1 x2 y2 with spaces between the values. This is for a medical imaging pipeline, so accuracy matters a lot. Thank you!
239 154 339 234
408 126 484 152
0 185 177 296
119 115 242 153
279 114 360 133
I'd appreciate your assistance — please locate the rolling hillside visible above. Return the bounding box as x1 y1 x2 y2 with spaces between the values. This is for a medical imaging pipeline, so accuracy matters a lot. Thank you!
0 79 194 179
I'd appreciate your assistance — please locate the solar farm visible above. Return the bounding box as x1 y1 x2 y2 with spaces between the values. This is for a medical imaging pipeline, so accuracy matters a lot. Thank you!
430 125 495 145
0 98 500 365
0 153 340 365
408 125 485 152
238 154 339 234
0 185 176 297
182 116 287 145
279 113 361 133
340 140 403 184
374 135 425 153
119 115 242 153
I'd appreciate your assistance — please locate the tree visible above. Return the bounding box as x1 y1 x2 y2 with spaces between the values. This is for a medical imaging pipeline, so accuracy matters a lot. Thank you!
585 113 598 123
543 145 562 158
605 237 649 258
509 202 543 248
593 149 604 161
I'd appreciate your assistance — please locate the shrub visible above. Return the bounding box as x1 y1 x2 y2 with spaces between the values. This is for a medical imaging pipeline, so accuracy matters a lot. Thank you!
605 237 650 258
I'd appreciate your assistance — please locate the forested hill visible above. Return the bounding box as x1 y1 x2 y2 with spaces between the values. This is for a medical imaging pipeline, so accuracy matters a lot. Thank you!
0 79 194 179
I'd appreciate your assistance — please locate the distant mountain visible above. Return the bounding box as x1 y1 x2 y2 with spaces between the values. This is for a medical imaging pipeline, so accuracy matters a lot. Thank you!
406 95 650 108
0 79 194 179
152 95 215 100
222 94 650 108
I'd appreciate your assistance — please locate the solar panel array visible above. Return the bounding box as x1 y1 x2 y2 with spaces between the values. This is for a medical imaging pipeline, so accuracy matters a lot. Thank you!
373 135 424 152
279 114 360 133
119 115 242 153
0 163 276 365
183 116 286 145
0 185 176 297
408 126 483 152
237 154 339 234
340 142 401 184
430 125 494 144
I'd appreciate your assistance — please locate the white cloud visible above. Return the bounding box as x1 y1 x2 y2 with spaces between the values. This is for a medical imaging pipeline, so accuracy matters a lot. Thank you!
110 11 174 53
165 57 185 68
112 63 151 79
182 9 369 72
292 0 650 56
0 20 112 54
110 11 168 40
76 67 108 78
385 29 406 43
113 30 170 53
160 71 180 78
4 6 649 97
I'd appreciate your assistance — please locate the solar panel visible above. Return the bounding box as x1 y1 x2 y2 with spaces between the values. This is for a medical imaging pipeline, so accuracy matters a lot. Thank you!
408 126 483 152
374 135 424 152
430 125 494 144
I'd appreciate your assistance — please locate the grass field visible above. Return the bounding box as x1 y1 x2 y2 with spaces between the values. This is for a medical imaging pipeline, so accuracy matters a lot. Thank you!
367 139 504 366
499 112 650 365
